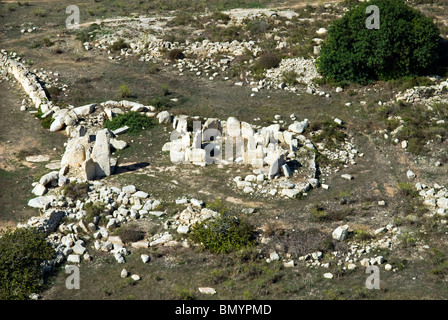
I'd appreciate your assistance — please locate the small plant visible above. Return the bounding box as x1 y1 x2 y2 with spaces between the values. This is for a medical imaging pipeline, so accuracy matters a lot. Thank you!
190 213 256 254
104 111 156 134
118 83 131 99
175 288 196 300
353 229 373 241
40 37 54 47
83 202 105 224
429 248 448 278
109 38 129 52
167 49 185 61
310 206 328 221
147 62 160 74
205 198 226 214
62 181 90 201
281 70 299 86
32 7 47 17
397 182 418 198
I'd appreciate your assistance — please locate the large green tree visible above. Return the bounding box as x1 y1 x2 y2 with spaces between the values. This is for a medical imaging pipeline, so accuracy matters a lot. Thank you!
317 0 440 84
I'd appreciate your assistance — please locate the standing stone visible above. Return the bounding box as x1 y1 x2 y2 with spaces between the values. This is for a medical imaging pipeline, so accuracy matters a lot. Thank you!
226 117 241 137
91 129 111 177
82 158 96 180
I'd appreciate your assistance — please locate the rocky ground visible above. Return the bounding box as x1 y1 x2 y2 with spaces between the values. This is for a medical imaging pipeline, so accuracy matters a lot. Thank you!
1 0 448 300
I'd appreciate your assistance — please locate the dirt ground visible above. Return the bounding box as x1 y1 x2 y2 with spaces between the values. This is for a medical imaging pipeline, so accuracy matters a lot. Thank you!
1 0 448 300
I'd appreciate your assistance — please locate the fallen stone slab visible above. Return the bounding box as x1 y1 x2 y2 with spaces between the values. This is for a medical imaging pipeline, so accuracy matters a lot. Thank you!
26 155 50 162
28 196 54 209
112 126 129 135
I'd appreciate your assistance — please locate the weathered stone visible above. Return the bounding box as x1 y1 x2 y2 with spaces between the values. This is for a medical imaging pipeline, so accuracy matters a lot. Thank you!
91 129 111 177
226 117 241 137
157 111 171 124
82 158 96 180
141 254 150 263
111 138 128 150
332 225 349 241
32 184 47 196
198 287 216 295
28 196 54 209
73 103 96 117
26 155 50 163
39 171 59 186
67 254 80 264
288 119 308 134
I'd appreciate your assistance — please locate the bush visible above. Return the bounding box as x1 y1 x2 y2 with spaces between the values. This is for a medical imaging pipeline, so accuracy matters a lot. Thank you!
191 213 255 254
76 23 101 43
83 202 105 224
115 227 145 244
317 0 440 84
62 181 90 201
109 38 129 52
40 37 54 47
104 111 156 134
282 70 299 86
118 83 131 99
0 227 54 300
257 52 281 69
167 49 185 61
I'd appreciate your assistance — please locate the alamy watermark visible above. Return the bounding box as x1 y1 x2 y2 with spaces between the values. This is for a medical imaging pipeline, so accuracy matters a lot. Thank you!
66 5 80 30
366 5 380 30
65 265 80 290
365 265 380 290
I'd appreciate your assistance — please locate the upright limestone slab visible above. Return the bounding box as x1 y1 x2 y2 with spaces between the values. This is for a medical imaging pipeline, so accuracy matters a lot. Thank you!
91 129 111 177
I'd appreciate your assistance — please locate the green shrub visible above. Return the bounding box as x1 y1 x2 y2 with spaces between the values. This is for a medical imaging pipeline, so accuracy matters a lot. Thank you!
317 0 440 84
397 182 418 198
32 7 47 17
257 52 281 69
175 288 196 300
0 227 54 300
310 118 347 149
281 70 299 86
75 23 101 43
310 206 328 222
115 227 145 244
109 38 129 52
62 181 90 201
34 107 54 129
83 202 105 224
190 213 255 254
104 111 156 134
167 49 185 61
40 37 54 47
148 96 173 110
210 11 231 24
118 83 131 99
147 62 160 74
